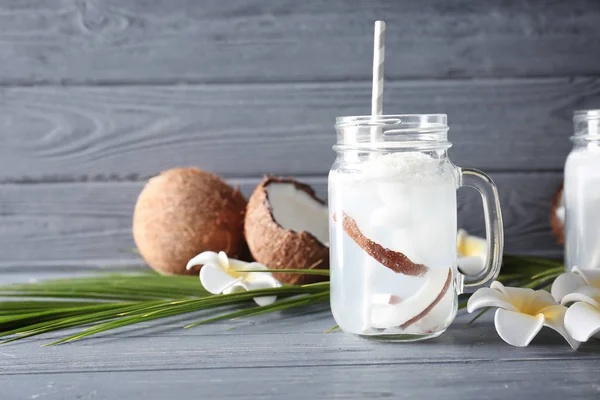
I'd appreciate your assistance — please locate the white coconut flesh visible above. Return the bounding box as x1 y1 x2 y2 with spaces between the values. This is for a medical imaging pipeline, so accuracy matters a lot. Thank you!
403 287 455 334
266 183 329 245
370 267 451 329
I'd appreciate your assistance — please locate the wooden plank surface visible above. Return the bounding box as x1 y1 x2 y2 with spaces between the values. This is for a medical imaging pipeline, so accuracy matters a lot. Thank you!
0 172 563 271
3 313 598 375
0 300 598 400
0 0 599 84
2 0 598 398
3 360 599 400
1 78 599 182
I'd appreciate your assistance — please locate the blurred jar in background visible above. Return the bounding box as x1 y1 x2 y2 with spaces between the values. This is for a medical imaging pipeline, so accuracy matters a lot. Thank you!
565 110 600 270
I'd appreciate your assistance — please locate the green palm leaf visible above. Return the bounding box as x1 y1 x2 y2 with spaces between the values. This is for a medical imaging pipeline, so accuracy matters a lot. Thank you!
0 255 564 345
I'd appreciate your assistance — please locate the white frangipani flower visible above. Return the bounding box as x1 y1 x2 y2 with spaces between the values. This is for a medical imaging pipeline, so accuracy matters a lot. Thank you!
551 266 600 303
467 281 579 349
552 267 600 343
187 251 281 306
457 229 487 276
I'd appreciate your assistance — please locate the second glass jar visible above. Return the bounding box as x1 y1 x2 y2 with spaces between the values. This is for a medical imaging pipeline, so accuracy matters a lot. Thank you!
565 109 600 271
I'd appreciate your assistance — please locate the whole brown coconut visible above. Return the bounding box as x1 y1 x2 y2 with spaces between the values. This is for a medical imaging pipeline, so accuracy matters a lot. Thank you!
133 168 247 275
245 177 329 285
550 184 565 245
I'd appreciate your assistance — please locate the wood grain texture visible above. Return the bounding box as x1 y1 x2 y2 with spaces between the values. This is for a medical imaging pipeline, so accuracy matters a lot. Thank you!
2 1 598 397
3 360 599 400
0 310 598 400
0 0 599 84
2 313 598 375
0 172 563 271
1 78 599 182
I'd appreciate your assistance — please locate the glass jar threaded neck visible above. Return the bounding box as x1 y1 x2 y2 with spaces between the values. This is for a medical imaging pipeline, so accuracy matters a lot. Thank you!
572 110 600 143
334 114 451 152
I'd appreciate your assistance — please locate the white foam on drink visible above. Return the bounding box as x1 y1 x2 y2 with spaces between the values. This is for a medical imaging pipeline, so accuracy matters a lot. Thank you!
355 152 450 182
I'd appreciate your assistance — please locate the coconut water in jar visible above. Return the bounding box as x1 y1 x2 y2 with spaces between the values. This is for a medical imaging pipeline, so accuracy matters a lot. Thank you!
329 115 504 341
565 110 600 271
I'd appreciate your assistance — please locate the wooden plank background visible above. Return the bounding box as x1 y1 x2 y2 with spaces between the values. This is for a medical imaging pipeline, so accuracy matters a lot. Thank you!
0 172 563 270
1 78 600 182
1 0 599 84
1 0 600 274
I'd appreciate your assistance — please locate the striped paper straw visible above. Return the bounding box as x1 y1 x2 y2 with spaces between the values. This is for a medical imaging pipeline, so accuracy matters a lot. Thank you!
364 20 386 333
371 20 386 116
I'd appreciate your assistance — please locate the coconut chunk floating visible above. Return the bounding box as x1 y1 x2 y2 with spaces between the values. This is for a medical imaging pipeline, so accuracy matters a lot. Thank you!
133 168 247 275
244 177 329 285
370 268 452 329
333 210 451 329
333 212 428 276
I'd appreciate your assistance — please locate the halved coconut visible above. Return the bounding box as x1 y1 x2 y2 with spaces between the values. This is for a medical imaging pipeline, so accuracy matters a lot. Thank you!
244 177 329 285
551 184 565 245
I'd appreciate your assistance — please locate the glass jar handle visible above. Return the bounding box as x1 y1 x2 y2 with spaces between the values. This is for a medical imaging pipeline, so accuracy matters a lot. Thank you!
458 168 504 289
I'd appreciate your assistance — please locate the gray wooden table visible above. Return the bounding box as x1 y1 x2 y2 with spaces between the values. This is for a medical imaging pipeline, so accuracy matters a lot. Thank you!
1 271 599 400
2 0 600 398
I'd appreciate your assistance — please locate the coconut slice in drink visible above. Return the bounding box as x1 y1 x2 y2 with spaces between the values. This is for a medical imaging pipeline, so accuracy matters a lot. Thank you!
333 211 452 329
370 268 452 329
405 285 456 334
334 212 428 277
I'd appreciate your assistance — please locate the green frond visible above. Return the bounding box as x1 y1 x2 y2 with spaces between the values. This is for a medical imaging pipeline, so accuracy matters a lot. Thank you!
0 255 564 344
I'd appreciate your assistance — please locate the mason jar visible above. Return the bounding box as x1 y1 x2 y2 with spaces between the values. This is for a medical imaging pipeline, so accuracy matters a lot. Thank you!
329 114 504 341
565 110 600 271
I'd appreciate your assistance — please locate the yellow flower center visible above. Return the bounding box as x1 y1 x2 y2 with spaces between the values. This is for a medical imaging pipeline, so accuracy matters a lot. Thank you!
225 266 245 279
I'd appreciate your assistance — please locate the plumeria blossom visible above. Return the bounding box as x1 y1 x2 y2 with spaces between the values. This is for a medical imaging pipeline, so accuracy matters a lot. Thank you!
457 229 487 276
552 267 600 342
186 251 281 306
467 281 579 349
551 266 600 303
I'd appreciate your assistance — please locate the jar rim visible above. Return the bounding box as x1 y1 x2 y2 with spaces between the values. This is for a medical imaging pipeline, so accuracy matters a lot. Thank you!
574 109 600 122
334 114 450 151
335 114 448 129
332 142 453 152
